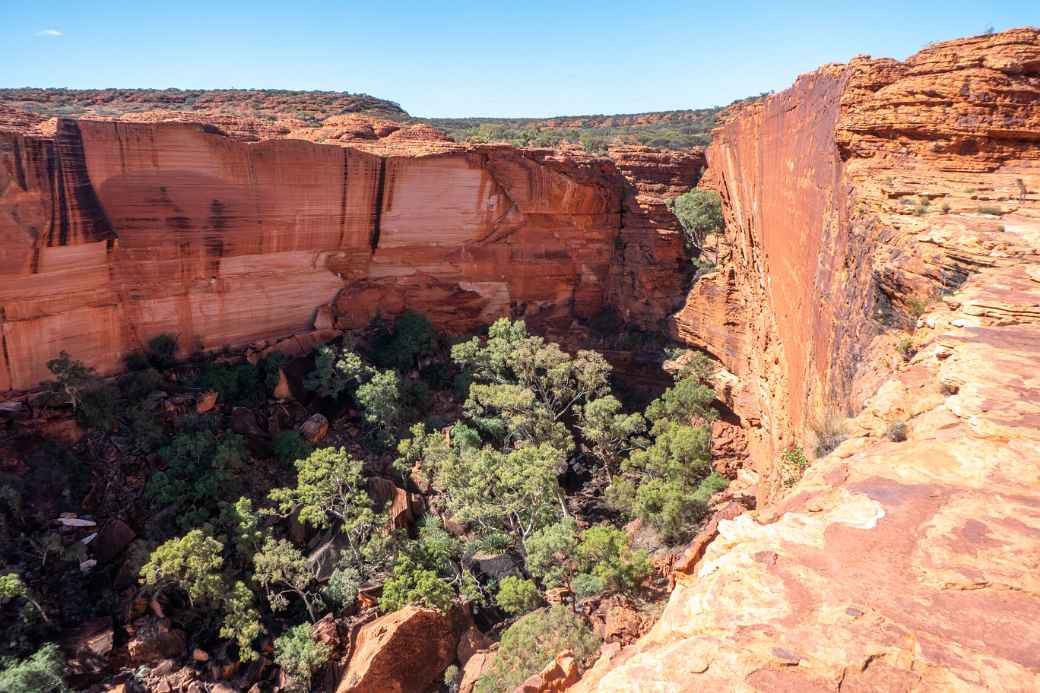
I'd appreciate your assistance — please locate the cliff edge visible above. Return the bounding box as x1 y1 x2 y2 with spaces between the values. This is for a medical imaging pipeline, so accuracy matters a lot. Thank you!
578 28 1040 692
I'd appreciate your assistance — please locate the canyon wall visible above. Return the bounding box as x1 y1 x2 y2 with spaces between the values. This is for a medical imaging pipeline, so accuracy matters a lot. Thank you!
579 28 1040 692
0 118 698 392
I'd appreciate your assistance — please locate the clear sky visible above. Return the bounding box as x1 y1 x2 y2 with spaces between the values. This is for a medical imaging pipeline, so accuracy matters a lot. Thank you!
2 1 1037 118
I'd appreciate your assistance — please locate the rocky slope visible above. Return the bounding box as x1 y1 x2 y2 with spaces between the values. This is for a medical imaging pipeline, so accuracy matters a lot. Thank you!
0 116 699 392
577 27 1040 692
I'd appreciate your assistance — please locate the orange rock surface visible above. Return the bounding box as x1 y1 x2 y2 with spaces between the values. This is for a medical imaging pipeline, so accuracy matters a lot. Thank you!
0 115 694 391
579 28 1040 692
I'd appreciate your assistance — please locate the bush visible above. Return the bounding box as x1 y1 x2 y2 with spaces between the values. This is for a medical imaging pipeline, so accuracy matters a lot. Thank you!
196 362 262 405
274 623 331 692
371 311 440 372
378 554 454 613
667 189 723 251
147 334 179 369
896 337 914 360
0 643 67 693
811 411 847 458
886 420 908 442
977 205 1003 216
272 431 312 464
495 576 542 615
780 447 809 488
475 606 599 693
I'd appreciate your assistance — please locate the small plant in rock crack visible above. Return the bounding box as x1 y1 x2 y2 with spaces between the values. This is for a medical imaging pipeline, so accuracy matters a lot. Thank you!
780 447 809 488
885 420 908 442
896 337 914 360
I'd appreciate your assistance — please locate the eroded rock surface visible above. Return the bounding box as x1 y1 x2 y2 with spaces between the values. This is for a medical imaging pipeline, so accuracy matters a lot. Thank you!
0 117 693 391
579 27 1040 693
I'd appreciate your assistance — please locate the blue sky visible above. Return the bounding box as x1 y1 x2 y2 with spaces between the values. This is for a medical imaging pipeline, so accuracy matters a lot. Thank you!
2 1 1037 118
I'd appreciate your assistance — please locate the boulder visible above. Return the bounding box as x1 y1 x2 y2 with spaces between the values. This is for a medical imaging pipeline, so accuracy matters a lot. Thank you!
459 649 497 693
457 625 493 667
92 518 136 563
515 650 579 693
125 617 185 664
63 617 113 679
195 391 218 413
335 606 456 693
298 413 329 444
366 477 417 529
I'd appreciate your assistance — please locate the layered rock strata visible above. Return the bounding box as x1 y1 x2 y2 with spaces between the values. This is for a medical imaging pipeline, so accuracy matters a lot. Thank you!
580 27 1040 692
0 119 698 391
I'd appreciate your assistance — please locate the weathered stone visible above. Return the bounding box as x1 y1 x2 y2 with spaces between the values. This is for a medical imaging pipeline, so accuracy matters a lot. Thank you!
194 391 218 413
335 606 456 693
459 649 497 693
297 413 329 444
91 518 136 563
125 617 185 664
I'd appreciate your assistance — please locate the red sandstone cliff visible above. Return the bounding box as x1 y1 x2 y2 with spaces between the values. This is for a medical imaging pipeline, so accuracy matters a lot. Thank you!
0 117 698 392
577 28 1040 692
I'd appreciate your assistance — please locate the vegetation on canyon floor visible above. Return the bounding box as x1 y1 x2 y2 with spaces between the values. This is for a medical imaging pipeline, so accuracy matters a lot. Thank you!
0 312 728 691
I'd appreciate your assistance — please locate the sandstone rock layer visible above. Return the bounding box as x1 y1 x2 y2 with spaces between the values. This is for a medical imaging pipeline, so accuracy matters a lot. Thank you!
581 27 1040 693
0 119 697 391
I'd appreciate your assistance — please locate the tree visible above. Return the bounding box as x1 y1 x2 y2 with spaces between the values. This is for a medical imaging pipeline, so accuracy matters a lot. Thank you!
355 368 402 435
576 396 646 482
644 377 716 428
268 447 381 567
44 351 95 411
475 606 599 693
0 572 49 623
574 525 651 596
667 189 723 252
253 537 322 621
524 518 579 589
0 643 67 693
303 344 352 398
274 623 331 693
138 529 224 606
611 421 721 543
451 319 611 447
378 554 454 613
430 443 567 553
495 576 542 615
219 581 264 662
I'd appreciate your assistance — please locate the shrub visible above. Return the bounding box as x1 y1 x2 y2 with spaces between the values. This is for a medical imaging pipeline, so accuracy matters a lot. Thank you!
977 205 1003 216
495 576 543 615
147 333 179 369
196 362 262 405
475 606 599 693
780 447 809 488
323 565 361 610
811 411 847 458
274 623 331 693
667 189 723 252
0 643 67 693
896 337 914 360
907 297 930 318
886 420 908 442
371 310 440 372
378 554 454 613
119 367 165 402
272 431 312 464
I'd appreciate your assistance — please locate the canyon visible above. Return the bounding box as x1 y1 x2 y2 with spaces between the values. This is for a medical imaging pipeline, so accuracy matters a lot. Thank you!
1 25 1039 693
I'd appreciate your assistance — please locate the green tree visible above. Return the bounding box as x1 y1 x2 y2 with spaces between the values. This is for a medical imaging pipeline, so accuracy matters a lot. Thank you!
644 377 716 427
253 537 322 621
268 447 381 567
475 606 599 693
378 553 454 613
138 529 225 606
576 396 646 482
574 525 651 596
495 576 542 615
371 310 440 371
274 623 331 693
0 643 67 693
524 518 579 589
667 189 723 252
0 573 49 624
219 581 264 662
355 368 402 435
430 443 566 552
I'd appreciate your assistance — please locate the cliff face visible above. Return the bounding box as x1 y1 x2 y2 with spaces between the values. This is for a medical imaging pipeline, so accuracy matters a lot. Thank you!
580 28 1040 692
0 119 697 392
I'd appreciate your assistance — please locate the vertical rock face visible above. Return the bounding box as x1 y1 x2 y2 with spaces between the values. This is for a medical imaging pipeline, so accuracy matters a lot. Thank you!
581 28 1040 693
0 119 695 392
